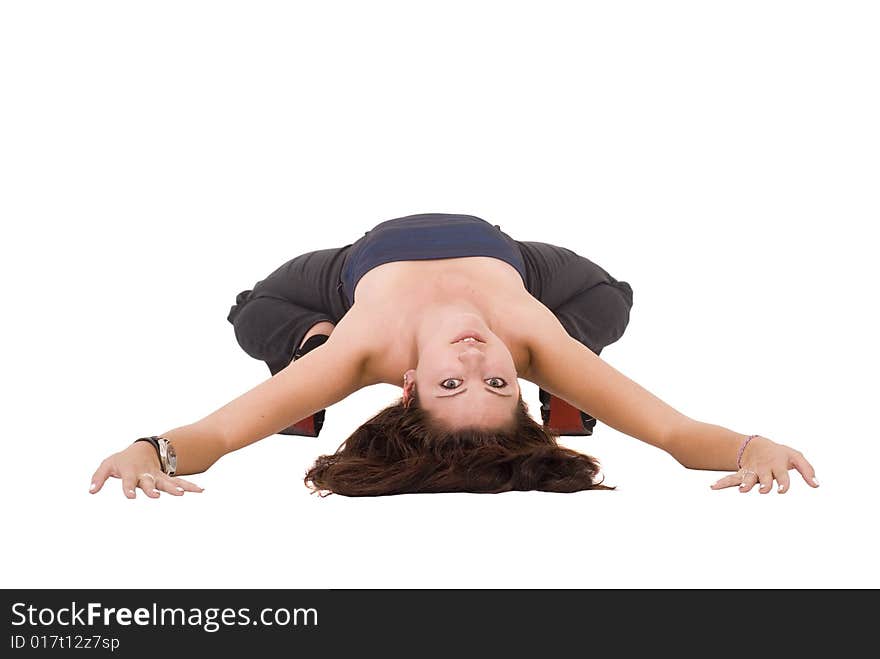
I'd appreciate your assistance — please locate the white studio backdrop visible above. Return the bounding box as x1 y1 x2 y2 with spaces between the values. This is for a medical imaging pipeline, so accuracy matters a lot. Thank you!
1 1 877 588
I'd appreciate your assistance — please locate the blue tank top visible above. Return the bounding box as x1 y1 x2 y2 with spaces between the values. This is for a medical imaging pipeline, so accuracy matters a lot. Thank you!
341 213 527 306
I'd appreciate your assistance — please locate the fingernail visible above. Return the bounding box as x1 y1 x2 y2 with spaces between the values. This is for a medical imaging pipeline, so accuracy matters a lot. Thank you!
812 477 820 487
128 489 135 495
176 486 184 492
778 485 784 492
89 483 96 492
153 489 159 495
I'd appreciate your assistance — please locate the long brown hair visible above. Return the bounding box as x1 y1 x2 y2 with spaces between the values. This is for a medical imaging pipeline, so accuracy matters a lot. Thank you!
304 394 613 496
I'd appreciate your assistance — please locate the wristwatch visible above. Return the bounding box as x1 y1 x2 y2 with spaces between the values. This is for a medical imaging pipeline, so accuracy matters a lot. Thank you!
134 435 177 476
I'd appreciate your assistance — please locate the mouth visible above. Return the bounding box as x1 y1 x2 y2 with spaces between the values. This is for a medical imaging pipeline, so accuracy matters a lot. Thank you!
451 331 486 344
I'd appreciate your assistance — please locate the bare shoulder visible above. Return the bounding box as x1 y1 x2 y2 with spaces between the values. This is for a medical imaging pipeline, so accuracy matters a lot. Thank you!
505 294 571 381
318 306 377 386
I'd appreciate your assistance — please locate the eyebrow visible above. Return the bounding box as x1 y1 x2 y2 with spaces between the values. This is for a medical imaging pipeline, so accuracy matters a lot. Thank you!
434 387 514 398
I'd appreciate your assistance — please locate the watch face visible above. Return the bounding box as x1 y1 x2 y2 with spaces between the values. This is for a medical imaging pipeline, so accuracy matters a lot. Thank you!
157 438 177 475
166 442 177 473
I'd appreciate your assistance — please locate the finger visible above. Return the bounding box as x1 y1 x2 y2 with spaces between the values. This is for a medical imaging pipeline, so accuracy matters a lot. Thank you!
739 471 759 493
154 475 184 496
90 461 113 494
710 474 745 490
775 467 791 494
121 472 138 499
170 476 204 493
757 470 775 494
791 452 819 488
137 473 161 498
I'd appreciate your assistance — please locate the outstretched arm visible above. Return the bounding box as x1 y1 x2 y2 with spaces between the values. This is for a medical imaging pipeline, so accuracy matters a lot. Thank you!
171 329 369 473
90 316 371 497
522 303 818 493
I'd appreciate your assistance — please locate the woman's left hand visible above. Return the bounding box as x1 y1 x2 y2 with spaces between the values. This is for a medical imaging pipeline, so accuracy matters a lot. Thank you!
710 436 819 494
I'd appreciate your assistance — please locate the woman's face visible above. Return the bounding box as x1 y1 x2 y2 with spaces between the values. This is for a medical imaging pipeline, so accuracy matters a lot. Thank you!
409 313 520 429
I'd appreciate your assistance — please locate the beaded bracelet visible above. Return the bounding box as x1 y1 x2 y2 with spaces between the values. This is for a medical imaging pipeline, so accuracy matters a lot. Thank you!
736 434 759 469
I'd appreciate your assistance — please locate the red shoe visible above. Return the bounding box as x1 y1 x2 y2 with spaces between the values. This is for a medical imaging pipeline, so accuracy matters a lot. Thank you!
274 333 330 437
278 409 325 437
539 389 596 436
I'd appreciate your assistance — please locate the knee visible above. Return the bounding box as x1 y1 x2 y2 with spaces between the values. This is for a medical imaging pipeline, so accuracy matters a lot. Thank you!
593 281 633 344
616 280 633 307
228 295 287 362
226 289 253 324
228 296 263 359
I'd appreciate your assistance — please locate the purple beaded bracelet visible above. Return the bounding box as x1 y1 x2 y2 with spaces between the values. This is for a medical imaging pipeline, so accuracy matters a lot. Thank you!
736 434 759 469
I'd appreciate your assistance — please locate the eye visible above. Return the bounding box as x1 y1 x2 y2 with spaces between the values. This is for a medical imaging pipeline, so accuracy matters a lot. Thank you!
440 378 507 391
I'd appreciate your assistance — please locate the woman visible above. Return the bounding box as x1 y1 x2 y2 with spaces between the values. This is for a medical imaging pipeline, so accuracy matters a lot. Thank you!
89 213 818 497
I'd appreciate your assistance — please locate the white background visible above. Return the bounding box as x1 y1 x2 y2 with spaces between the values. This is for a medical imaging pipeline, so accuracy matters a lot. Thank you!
2 1 877 589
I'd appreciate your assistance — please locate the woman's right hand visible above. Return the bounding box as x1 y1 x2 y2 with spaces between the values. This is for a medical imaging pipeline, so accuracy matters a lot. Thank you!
89 442 204 499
